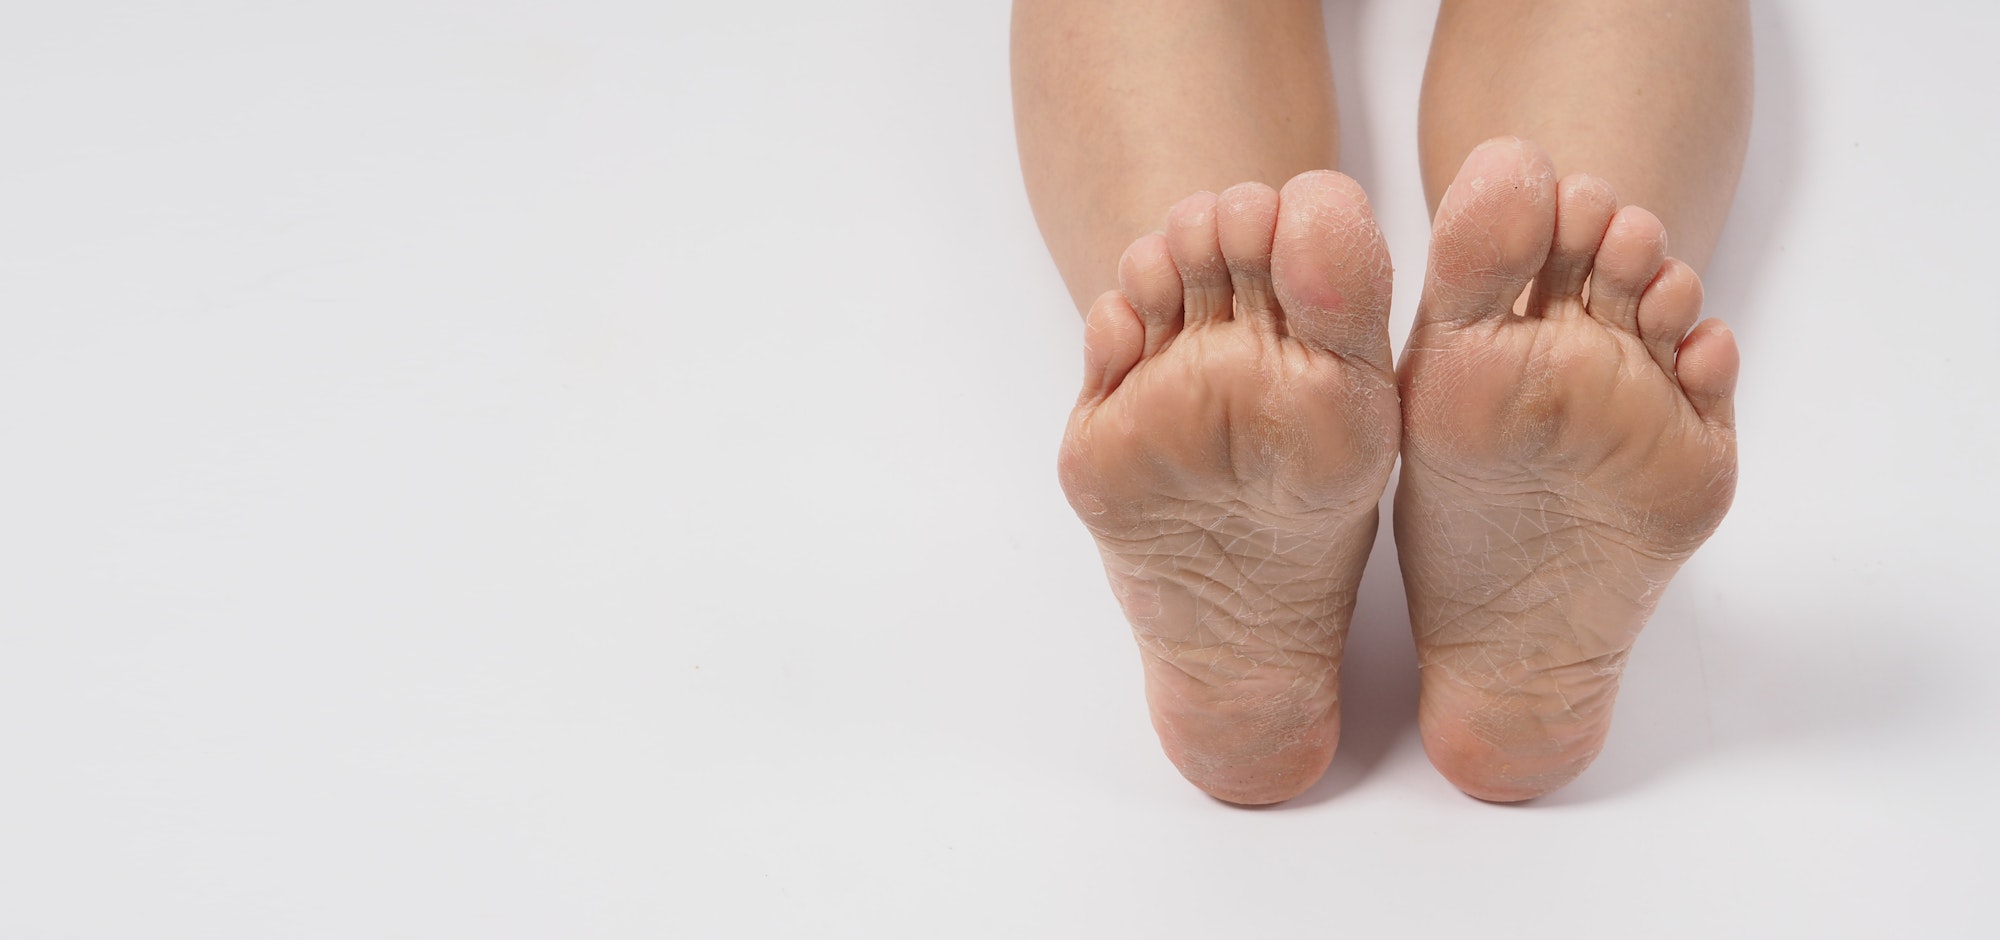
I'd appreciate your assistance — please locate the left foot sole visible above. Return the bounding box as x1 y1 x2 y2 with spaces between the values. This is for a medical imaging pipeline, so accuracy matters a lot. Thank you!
1396 139 1740 801
1058 172 1398 805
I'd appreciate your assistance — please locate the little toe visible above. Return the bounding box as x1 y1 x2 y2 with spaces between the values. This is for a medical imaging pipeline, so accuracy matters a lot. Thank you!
1585 206 1669 334
1636 258 1703 373
1078 290 1147 405
1215 181 1283 333
1165 191 1232 326
1418 137 1558 327
1527 174 1619 314
1118 233 1184 357
1271 170 1395 370
1675 318 1740 430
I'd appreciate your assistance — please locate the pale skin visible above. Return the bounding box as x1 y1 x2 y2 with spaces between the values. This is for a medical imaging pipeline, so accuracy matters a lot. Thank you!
1016 0 1751 803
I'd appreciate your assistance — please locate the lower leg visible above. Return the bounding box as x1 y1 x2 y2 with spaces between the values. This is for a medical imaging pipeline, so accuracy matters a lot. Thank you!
1012 0 1340 314
1417 0 1751 269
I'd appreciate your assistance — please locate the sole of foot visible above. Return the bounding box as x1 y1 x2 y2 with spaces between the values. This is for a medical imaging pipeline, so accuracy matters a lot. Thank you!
1395 137 1739 802
1058 171 1398 805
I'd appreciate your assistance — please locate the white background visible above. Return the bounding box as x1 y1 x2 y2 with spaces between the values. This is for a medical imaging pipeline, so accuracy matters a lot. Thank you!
1 1 1994 936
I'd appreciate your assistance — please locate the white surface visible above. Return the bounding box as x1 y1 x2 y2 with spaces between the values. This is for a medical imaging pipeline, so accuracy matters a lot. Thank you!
1 1 1994 936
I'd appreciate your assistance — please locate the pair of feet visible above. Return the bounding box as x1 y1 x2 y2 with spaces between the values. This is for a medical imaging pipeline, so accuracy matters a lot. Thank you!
1058 138 1739 804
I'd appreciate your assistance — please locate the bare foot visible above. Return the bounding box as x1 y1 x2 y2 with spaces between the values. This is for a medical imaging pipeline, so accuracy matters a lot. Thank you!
1058 172 1397 804
1395 138 1740 801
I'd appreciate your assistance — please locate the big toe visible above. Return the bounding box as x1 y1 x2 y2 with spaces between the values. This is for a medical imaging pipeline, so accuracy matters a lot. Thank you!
1271 170 1395 371
1419 138 1558 326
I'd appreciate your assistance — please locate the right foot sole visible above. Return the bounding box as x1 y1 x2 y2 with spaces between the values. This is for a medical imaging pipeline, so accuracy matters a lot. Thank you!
1058 172 1398 805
